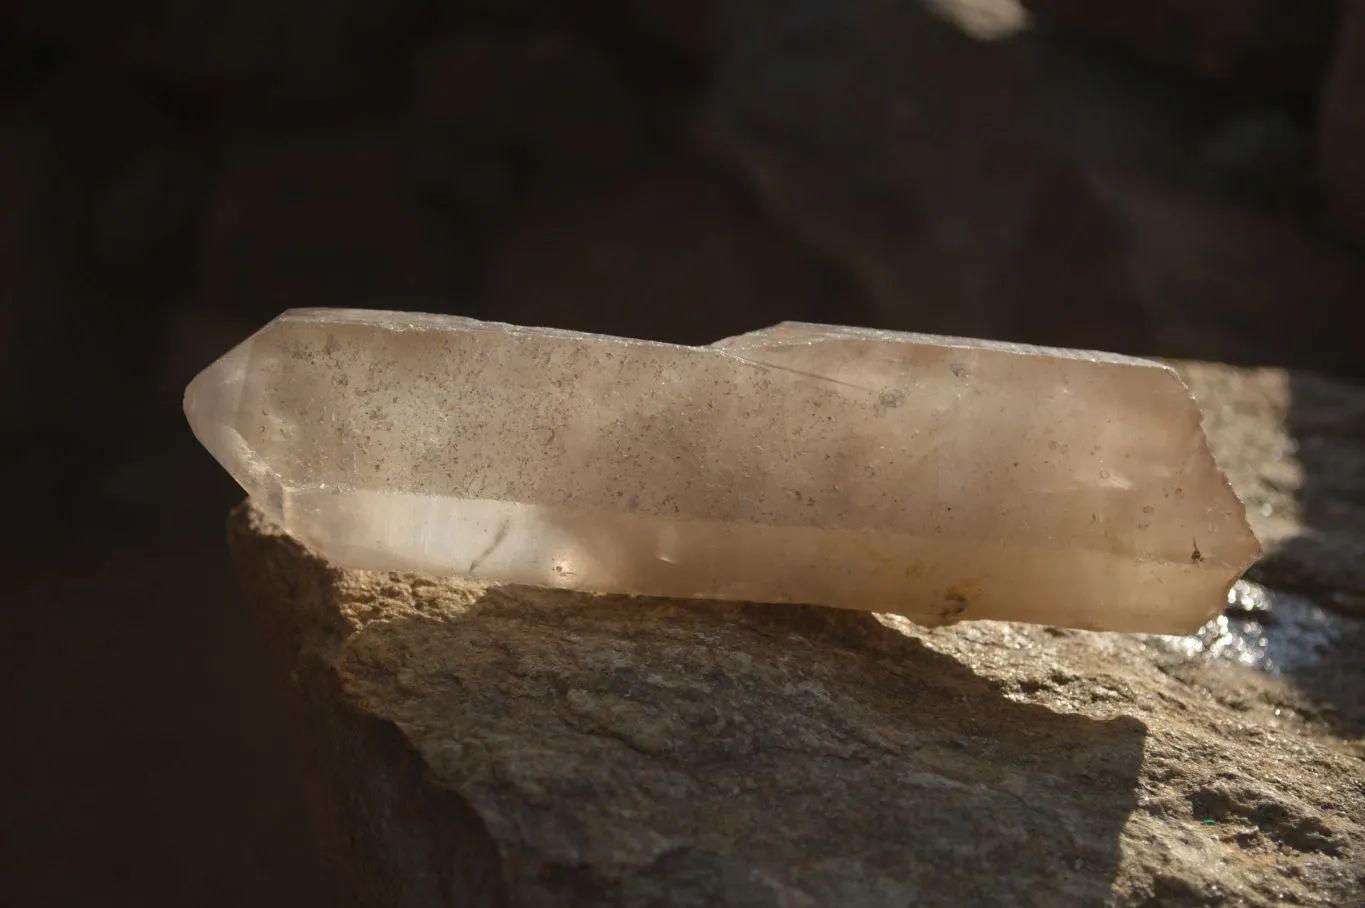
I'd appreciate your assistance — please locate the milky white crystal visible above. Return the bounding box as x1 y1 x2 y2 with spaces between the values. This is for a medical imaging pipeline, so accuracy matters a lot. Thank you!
185 309 1259 633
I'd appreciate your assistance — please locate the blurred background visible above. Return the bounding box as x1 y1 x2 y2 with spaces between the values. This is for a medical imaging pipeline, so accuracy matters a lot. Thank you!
1 0 1363 904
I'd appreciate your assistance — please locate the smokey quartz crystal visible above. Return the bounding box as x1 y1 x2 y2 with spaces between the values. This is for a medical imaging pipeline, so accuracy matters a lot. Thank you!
185 309 1259 633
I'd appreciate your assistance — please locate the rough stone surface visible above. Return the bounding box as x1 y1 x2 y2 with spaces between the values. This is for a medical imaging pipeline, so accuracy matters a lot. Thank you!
229 359 1365 907
1322 0 1365 251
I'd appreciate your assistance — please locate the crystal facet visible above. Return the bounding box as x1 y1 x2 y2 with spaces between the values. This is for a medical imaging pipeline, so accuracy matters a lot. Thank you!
186 309 1260 633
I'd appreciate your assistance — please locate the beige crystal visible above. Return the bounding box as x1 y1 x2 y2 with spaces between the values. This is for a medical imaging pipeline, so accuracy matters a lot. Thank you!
185 308 1259 633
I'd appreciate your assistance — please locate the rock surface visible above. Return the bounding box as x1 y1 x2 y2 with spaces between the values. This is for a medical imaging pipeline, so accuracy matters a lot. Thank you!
230 361 1365 907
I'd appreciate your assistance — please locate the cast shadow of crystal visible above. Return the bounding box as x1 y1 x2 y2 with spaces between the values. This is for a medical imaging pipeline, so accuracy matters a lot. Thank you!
1246 370 1365 740
341 586 1148 906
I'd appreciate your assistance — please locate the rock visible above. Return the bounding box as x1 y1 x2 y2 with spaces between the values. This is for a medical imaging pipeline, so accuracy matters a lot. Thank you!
1021 0 1340 97
705 0 1365 375
479 160 857 344
228 358 1365 906
199 131 462 318
1322 0 1365 250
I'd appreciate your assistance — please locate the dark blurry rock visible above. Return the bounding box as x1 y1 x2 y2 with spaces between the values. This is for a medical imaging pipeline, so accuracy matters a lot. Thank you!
0 129 52 418
91 144 216 295
411 29 645 198
0 129 70 543
1022 0 1340 97
1322 0 1365 250
707 0 1365 373
1196 110 1313 211
479 160 860 344
1092 170 1365 367
0 64 206 545
200 131 462 317
228 362 1365 908
627 0 716 54
4 61 215 299
9 0 426 103
709 1 1069 344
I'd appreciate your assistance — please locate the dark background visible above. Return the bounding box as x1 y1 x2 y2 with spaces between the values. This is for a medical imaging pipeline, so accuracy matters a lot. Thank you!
2 1 1363 904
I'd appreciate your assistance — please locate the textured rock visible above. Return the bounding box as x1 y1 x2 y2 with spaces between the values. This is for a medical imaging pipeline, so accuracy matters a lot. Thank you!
1322 0 1365 250
228 359 1365 907
188 309 1258 632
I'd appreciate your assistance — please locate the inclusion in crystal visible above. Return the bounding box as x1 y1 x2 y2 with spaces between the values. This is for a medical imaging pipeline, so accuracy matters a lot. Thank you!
185 309 1260 633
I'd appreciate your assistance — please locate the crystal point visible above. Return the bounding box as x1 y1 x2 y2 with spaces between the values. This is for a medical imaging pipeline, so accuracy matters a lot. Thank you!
186 309 1259 633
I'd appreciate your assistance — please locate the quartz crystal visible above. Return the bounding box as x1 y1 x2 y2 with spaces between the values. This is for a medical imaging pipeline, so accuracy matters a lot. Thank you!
185 309 1260 633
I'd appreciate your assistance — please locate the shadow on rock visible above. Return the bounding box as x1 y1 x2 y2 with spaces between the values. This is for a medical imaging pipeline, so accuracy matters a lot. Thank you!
1251 370 1365 739
338 587 1147 906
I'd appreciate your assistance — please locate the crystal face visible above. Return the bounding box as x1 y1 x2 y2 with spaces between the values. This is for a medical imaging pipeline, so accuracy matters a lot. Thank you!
186 309 1260 633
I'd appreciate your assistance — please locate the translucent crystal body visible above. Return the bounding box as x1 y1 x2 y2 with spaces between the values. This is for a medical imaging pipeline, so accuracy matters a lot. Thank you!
185 309 1260 633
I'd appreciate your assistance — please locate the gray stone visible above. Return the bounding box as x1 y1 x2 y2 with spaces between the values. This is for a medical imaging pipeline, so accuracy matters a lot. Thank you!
229 358 1365 907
